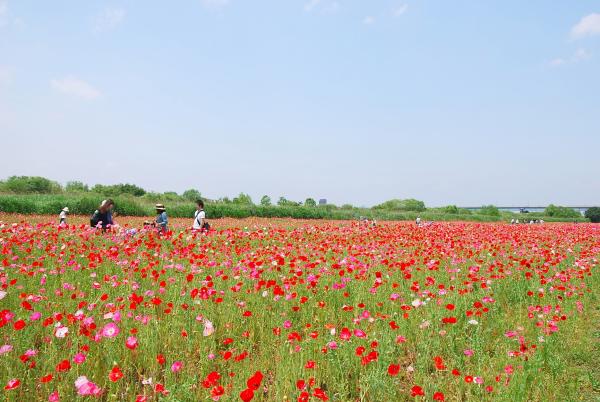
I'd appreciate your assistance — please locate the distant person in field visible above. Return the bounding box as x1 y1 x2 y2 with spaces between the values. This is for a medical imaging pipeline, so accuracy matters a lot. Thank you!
90 199 114 230
59 207 69 225
416 216 421 226
155 204 168 234
193 199 210 232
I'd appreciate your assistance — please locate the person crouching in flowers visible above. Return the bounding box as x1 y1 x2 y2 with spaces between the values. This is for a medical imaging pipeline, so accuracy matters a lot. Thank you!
90 199 114 230
59 207 69 225
155 204 168 234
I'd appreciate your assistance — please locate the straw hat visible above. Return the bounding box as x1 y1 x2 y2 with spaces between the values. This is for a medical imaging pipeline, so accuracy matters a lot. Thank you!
62 207 69 212
155 204 166 211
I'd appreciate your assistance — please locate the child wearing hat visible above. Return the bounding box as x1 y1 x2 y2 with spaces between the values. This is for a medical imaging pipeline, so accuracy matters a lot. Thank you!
59 207 69 225
155 204 168 234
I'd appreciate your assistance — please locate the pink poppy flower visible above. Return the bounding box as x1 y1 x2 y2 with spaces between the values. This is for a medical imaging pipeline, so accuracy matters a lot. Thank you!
171 361 182 373
101 323 120 338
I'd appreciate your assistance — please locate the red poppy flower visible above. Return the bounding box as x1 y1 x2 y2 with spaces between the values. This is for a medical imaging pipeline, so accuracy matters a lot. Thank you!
388 364 400 376
4 379 20 390
411 385 424 397
240 388 254 402
109 366 124 382
313 388 329 401
56 359 71 372
246 371 263 391
13 320 26 330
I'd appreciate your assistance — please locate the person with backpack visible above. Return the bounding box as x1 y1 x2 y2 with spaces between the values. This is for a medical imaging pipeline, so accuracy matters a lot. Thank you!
193 199 210 232
155 204 168 234
90 199 114 230
59 207 69 225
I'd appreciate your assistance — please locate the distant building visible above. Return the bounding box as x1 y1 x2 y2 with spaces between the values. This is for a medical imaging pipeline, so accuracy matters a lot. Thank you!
319 199 327 205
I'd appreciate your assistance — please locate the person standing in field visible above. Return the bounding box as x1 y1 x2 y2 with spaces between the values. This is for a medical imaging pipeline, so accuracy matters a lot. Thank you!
90 199 114 230
155 204 168 234
193 199 209 232
59 207 69 225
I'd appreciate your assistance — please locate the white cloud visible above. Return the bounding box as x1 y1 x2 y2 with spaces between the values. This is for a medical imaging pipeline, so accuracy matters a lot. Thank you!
549 48 592 67
304 0 321 12
51 77 101 100
304 0 338 14
571 13 600 39
573 47 591 61
201 0 229 9
393 4 408 17
94 7 126 33
363 16 375 25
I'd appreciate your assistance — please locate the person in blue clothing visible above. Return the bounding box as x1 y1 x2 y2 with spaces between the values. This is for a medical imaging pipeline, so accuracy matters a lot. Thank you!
154 204 168 234
90 199 114 230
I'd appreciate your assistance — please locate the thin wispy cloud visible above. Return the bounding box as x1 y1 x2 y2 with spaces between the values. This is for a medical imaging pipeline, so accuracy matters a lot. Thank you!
0 0 8 27
549 48 591 67
304 0 339 14
304 0 321 12
363 16 375 25
201 0 230 9
51 77 101 100
571 13 600 39
93 7 126 33
393 4 408 17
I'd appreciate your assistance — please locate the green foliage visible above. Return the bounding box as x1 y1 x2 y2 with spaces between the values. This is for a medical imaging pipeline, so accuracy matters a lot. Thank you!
162 192 181 201
373 198 426 212
260 195 272 206
443 205 459 214
277 197 301 207
0 176 63 194
0 194 589 222
304 198 317 207
65 181 89 192
480 205 500 216
232 193 253 205
92 183 146 197
182 189 202 201
584 207 600 223
544 204 582 219
341 204 354 209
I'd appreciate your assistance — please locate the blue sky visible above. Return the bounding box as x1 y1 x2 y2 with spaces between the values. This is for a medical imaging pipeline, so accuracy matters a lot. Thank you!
1 1 599 207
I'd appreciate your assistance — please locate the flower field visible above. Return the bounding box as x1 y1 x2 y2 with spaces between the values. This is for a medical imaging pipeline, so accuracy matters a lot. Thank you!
0 215 599 401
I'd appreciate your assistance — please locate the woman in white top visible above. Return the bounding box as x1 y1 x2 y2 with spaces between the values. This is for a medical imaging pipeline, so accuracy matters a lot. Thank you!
193 199 207 231
59 207 69 225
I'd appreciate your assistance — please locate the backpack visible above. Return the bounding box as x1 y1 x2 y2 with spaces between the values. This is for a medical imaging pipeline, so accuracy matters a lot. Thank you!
196 210 210 231
90 210 100 227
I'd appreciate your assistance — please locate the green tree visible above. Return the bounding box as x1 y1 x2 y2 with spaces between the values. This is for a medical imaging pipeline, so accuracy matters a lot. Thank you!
544 204 581 219
182 189 202 201
443 205 459 214
65 181 89 192
260 195 272 206
584 207 600 223
480 205 500 216
92 183 146 197
1 176 62 194
162 191 180 201
233 193 253 205
278 197 300 207
373 198 426 212
304 198 317 207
